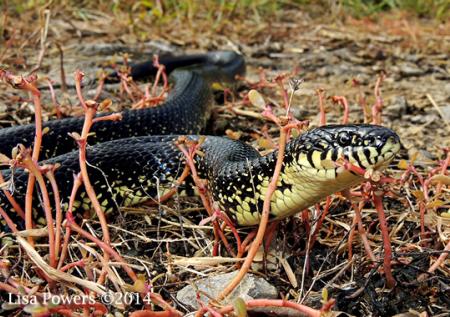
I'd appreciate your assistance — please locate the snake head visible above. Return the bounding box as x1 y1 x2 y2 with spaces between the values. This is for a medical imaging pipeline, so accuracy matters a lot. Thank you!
293 124 401 176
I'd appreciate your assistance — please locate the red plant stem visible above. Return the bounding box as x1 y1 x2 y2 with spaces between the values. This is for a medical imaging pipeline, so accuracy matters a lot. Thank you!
0 281 19 294
264 220 280 253
217 126 292 301
216 211 242 257
196 299 325 317
148 165 190 204
353 201 376 262
66 216 137 281
130 310 179 317
372 193 395 288
47 78 62 118
0 205 18 232
17 148 56 269
46 302 108 316
77 105 113 285
60 259 86 272
275 76 290 113
427 239 450 273
45 168 63 260
239 230 257 258
435 148 450 196
151 55 168 97
316 88 326 126
57 173 82 269
93 73 106 101
331 96 350 124
419 201 426 238
176 141 230 256
309 196 332 250
23 78 43 243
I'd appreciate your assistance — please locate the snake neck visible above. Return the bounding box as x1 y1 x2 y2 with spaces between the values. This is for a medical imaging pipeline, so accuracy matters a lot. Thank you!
197 137 340 225
194 137 358 226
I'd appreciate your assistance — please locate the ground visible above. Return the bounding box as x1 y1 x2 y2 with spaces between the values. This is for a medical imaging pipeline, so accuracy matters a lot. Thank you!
0 2 449 317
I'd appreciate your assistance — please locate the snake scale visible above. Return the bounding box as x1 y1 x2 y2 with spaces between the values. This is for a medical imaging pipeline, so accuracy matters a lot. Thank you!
0 51 400 229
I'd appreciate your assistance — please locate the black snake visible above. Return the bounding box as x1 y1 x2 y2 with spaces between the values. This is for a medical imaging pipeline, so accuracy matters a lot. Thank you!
0 51 400 228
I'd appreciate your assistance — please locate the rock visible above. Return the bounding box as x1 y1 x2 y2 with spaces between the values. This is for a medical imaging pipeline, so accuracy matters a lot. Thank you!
399 63 426 77
176 271 278 309
441 104 450 121
385 96 408 119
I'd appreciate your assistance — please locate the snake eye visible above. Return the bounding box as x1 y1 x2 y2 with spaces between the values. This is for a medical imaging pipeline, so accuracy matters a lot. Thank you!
365 135 376 145
337 132 352 146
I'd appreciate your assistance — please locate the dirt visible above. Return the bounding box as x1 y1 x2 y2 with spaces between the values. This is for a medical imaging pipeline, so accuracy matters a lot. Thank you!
0 6 449 317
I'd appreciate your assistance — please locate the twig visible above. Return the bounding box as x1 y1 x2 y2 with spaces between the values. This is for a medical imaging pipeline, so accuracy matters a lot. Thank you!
427 94 450 130
55 43 67 93
28 9 50 75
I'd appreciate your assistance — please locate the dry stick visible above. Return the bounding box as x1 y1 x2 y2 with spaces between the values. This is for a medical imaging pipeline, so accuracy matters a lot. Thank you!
216 124 294 302
371 72 385 125
55 43 67 93
28 9 50 75
0 172 25 220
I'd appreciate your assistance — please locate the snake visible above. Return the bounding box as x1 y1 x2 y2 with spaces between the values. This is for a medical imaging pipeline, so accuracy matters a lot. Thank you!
0 51 401 229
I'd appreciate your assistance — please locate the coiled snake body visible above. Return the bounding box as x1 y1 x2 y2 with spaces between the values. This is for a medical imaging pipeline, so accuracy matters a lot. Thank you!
0 52 400 228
